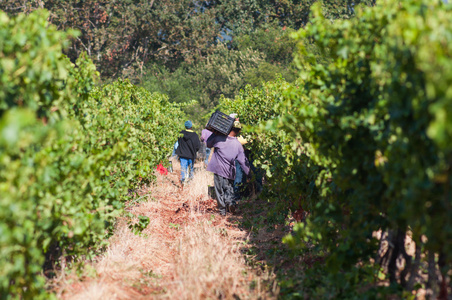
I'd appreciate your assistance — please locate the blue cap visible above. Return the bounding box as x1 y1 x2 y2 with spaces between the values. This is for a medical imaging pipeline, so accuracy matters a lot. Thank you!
185 120 192 129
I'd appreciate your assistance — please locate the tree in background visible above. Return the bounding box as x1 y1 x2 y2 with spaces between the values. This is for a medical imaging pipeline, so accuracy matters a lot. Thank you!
0 0 222 77
0 0 376 122
142 43 265 117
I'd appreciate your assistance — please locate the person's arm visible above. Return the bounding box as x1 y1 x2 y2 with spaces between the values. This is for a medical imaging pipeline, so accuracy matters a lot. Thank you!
236 147 250 176
175 138 181 156
195 135 201 152
206 133 216 148
200 130 205 142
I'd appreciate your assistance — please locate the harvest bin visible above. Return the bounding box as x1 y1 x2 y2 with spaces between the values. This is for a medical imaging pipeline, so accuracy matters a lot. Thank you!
206 111 234 135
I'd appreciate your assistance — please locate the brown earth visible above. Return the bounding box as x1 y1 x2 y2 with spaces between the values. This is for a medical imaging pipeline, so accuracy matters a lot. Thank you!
49 159 278 299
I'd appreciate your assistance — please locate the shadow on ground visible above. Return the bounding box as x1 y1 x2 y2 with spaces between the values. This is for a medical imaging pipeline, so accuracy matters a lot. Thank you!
225 194 321 299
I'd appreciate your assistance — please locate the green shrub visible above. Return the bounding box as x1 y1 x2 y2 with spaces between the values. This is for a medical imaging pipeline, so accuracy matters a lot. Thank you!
75 78 185 191
0 10 184 298
222 0 452 297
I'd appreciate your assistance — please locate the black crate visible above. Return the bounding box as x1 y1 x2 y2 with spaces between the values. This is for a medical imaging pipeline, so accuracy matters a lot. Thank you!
206 111 234 135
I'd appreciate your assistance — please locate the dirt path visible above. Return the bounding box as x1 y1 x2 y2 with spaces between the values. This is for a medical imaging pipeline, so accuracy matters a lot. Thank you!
51 161 276 299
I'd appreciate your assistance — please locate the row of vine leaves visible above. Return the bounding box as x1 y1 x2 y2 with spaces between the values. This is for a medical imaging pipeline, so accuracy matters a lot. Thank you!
2 0 452 298
0 10 185 298
219 0 452 298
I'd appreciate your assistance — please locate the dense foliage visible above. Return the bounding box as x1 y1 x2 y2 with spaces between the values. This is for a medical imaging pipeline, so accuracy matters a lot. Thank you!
3 0 451 298
0 0 376 123
143 44 266 117
285 1 452 293
0 11 184 298
73 77 185 191
219 79 319 214
0 0 375 75
220 0 452 297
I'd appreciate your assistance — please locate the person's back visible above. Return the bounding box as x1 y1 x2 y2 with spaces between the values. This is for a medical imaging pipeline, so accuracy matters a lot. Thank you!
206 135 248 180
176 120 200 185
176 130 200 160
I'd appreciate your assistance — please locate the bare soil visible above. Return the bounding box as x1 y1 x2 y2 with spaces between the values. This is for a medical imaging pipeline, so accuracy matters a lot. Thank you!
50 161 278 299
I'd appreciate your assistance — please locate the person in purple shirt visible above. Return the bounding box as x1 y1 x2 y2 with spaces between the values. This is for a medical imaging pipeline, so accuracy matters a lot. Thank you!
201 128 213 167
206 121 250 216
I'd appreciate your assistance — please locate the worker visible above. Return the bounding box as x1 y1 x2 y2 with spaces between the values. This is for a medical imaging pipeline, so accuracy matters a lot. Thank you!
206 120 250 216
176 120 201 186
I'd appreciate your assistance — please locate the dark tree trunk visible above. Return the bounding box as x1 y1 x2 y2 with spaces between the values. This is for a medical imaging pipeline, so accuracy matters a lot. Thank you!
398 231 412 288
438 251 449 300
427 250 438 293
387 229 401 284
406 238 421 290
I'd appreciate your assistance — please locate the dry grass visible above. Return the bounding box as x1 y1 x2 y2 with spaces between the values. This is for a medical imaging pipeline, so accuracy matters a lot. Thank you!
50 159 274 299
167 221 258 299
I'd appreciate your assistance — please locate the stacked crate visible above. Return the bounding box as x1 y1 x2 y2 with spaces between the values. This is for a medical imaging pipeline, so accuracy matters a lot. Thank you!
206 111 235 135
